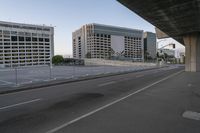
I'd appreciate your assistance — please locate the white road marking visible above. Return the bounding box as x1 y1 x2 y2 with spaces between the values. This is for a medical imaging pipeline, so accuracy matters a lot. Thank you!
0 98 42 110
182 111 200 121
46 70 183 133
98 81 116 87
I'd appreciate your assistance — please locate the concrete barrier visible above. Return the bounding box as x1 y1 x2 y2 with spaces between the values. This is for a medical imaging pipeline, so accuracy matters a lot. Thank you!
84 59 156 67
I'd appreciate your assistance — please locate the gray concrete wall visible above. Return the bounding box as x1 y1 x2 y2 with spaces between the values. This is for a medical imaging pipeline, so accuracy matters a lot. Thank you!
84 58 156 67
183 33 200 72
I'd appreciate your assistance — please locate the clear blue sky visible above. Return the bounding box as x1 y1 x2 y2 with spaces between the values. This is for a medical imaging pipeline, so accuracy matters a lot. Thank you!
0 0 184 56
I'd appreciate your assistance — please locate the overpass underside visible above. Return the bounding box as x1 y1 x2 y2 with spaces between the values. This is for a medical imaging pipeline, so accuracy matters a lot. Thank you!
118 0 200 72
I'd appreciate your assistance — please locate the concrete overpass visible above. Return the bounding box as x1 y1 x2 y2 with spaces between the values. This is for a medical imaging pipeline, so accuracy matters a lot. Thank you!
118 0 200 72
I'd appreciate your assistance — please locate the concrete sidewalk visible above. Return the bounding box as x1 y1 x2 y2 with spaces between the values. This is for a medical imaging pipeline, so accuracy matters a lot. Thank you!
56 71 200 133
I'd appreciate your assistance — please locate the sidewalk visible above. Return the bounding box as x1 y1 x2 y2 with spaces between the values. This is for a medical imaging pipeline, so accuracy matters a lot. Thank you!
57 71 200 133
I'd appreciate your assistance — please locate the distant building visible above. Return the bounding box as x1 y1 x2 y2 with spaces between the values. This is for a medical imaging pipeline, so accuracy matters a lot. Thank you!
72 23 144 62
0 21 54 68
143 32 157 59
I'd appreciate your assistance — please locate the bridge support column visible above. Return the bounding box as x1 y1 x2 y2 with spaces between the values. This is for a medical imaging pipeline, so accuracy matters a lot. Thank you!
183 33 200 72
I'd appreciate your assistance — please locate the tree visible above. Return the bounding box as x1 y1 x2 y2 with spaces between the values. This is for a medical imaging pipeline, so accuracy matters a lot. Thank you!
156 52 160 58
108 48 115 59
52 55 64 65
164 53 169 61
147 56 153 60
164 53 168 59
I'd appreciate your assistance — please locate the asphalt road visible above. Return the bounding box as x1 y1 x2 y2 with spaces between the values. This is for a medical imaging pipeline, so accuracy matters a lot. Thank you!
0 66 193 133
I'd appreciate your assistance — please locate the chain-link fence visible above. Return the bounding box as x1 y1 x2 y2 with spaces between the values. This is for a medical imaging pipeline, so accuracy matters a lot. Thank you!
0 64 157 88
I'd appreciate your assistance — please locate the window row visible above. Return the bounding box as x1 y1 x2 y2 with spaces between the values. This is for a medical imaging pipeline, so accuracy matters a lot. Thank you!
10 36 50 42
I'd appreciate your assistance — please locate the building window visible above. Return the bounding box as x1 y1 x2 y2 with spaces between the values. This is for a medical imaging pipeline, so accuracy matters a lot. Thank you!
11 36 17 41
39 38 44 42
26 37 31 41
45 38 49 42
32 37 38 42
19 36 24 41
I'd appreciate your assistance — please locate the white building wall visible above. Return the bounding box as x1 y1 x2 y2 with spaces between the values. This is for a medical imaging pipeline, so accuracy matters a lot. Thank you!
111 35 124 56
0 21 54 68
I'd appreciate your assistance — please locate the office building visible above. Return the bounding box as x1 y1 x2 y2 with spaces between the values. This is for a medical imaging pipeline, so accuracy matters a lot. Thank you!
144 32 157 59
0 21 54 68
72 23 144 61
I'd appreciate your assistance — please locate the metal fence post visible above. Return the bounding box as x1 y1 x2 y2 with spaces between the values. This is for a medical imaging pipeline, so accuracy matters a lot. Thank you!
103 60 106 74
15 67 18 86
49 65 52 80
73 65 75 78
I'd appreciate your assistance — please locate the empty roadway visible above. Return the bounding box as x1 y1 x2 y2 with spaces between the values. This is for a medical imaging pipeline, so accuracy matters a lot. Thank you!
0 66 190 133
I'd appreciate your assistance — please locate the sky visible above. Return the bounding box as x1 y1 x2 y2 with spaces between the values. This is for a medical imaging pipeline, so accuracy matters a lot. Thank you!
0 0 184 57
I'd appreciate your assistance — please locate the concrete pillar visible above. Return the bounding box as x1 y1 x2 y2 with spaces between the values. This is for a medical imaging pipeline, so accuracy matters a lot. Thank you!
183 33 200 72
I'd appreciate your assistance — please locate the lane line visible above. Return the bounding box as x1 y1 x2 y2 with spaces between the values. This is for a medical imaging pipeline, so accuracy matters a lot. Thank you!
46 70 183 133
182 110 200 121
98 81 116 87
0 98 42 110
